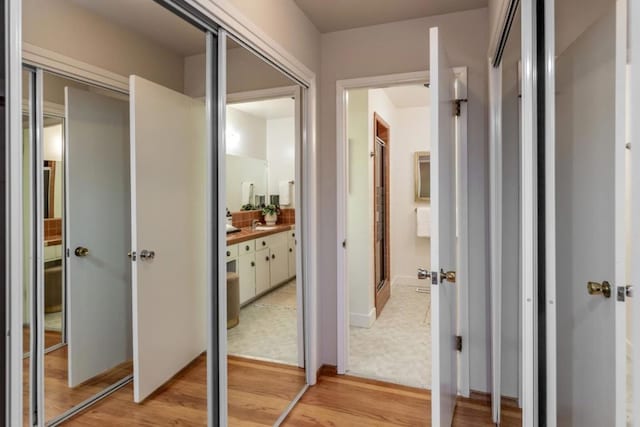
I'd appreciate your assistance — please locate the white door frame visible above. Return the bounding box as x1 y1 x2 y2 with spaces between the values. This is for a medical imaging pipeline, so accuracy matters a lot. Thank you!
225 84 306 370
335 68 470 396
631 0 640 423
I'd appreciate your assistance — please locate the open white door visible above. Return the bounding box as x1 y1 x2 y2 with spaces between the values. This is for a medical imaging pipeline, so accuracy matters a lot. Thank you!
65 87 132 387
429 26 458 427
550 2 628 426
130 76 206 402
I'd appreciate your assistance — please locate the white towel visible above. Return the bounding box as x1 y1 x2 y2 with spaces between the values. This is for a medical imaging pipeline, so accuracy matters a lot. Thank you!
241 182 254 205
279 181 292 205
416 206 430 237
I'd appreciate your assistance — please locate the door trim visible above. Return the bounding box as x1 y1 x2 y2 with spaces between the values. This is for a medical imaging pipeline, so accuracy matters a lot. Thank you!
335 68 470 396
372 112 390 317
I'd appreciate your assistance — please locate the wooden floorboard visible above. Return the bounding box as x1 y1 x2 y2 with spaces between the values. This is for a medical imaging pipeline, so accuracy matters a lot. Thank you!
57 355 305 426
283 370 523 427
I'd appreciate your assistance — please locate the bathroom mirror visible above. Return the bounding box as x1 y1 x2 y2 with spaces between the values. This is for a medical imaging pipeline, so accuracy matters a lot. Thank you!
414 151 430 202
225 154 268 211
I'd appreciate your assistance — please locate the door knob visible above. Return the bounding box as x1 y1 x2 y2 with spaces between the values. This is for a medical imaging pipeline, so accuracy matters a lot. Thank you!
74 246 89 257
139 249 155 261
626 285 633 298
440 269 456 283
417 268 431 280
587 281 611 298
127 251 137 261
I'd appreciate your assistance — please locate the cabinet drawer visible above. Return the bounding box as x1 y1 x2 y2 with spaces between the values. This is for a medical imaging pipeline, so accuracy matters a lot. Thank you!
226 244 238 261
239 240 255 254
264 231 287 248
44 245 62 261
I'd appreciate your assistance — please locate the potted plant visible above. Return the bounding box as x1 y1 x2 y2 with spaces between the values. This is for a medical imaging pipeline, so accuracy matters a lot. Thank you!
262 204 279 226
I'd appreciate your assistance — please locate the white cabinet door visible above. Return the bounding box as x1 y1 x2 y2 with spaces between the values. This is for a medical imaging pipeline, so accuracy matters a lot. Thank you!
238 252 256 304
129 76 206 403
255 248 270 295
65 87 132 387
288 229 296 278
429 26 458 427
269 241 289 287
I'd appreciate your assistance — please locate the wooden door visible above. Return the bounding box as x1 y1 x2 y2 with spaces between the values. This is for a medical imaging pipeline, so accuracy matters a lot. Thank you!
373 113 390 317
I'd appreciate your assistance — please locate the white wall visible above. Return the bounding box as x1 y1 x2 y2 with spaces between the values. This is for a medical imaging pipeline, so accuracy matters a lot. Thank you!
23 0 186 92
391 106 432 284
226 106 267 159
266 117 296 206
346 89 374 327
319 8 491 392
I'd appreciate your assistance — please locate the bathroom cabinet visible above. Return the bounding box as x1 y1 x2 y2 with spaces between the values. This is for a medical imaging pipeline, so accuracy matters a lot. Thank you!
228 227 296 305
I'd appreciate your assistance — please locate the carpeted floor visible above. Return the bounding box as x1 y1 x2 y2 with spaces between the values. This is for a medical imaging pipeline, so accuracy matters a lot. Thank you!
227 280 299 366
349 283 431 389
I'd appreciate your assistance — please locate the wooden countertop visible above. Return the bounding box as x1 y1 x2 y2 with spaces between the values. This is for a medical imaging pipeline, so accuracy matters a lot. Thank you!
45 236 62 247
226 224 294 246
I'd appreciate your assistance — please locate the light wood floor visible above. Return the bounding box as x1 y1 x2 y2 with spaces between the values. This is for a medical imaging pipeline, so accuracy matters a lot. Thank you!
33 353 520 426
57 355 305 426
282 368 522 427
22 335 133 425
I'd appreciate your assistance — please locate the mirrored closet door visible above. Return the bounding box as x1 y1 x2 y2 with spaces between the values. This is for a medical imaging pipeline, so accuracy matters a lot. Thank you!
222 35 308 425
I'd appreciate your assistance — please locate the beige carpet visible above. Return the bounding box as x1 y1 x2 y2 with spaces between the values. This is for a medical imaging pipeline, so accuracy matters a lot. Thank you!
227 280 298 366
349 284 431 389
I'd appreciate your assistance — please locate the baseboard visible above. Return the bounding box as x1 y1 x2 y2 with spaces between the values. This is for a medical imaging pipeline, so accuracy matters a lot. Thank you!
316 364 338 378
349 307 376 328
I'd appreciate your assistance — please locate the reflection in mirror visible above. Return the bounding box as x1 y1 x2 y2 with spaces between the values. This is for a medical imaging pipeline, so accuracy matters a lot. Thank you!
499 4 523 425
223 36 306 425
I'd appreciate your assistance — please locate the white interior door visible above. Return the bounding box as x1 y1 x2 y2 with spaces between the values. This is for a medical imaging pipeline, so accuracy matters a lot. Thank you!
130 76 206 402
65 87 132 387
429 26 458 427
553 3 627 426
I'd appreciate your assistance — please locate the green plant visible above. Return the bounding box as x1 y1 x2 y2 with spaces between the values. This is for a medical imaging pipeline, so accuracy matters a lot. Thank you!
262 204 279 216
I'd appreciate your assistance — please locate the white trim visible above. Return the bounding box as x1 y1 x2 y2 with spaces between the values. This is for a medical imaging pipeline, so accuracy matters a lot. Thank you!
22 43 128 93
613 1 628 425
488 58 503 424
543 0 557 424
521 0 538 425
349 309 376 329
335 68 470 395
630 0 640 424
227 85 298 104
7 0 24 424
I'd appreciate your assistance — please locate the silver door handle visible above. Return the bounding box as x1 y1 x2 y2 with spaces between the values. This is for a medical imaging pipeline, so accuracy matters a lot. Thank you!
417 268 431 280
139 249 155 260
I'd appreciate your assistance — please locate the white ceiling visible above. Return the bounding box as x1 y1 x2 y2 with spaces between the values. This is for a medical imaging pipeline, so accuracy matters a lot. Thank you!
383 85 430 108
294 0 488 33
69 0 205 56
229 98 295 120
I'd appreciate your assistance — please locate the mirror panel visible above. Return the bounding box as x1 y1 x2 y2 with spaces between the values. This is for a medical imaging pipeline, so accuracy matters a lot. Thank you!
414 151 430 202
225 36 306 425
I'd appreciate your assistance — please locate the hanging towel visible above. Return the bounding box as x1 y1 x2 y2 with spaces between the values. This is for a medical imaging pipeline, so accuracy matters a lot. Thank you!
241 182 254 205
416 206 430 238
279 181 292 205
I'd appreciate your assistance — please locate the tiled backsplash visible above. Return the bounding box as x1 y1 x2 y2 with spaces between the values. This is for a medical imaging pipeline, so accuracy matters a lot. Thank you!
44 218 62 240
231 208 295 228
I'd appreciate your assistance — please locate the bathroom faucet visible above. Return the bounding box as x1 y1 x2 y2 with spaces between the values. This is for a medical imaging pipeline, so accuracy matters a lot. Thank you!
251 219 260 231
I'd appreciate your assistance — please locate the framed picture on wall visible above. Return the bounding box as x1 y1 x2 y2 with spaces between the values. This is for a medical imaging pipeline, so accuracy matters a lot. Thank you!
414 151 430 202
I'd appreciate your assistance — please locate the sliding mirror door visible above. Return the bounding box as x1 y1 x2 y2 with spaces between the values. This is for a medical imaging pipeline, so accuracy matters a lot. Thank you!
21 0 217 424
221 36 307 425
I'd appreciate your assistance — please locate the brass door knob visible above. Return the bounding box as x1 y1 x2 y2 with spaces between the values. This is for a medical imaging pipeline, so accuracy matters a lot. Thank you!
440 269 456 283
74 246 89 257
587 281 611 298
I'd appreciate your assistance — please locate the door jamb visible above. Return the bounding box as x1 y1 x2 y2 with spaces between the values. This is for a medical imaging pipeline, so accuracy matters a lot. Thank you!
335 68 470 396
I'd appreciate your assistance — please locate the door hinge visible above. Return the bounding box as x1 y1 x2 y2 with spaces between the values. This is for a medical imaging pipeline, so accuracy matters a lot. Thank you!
453 98 468 117
456 335 463 352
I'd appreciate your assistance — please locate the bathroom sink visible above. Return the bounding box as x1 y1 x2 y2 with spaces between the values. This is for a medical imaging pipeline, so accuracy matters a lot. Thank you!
255 226 277 231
